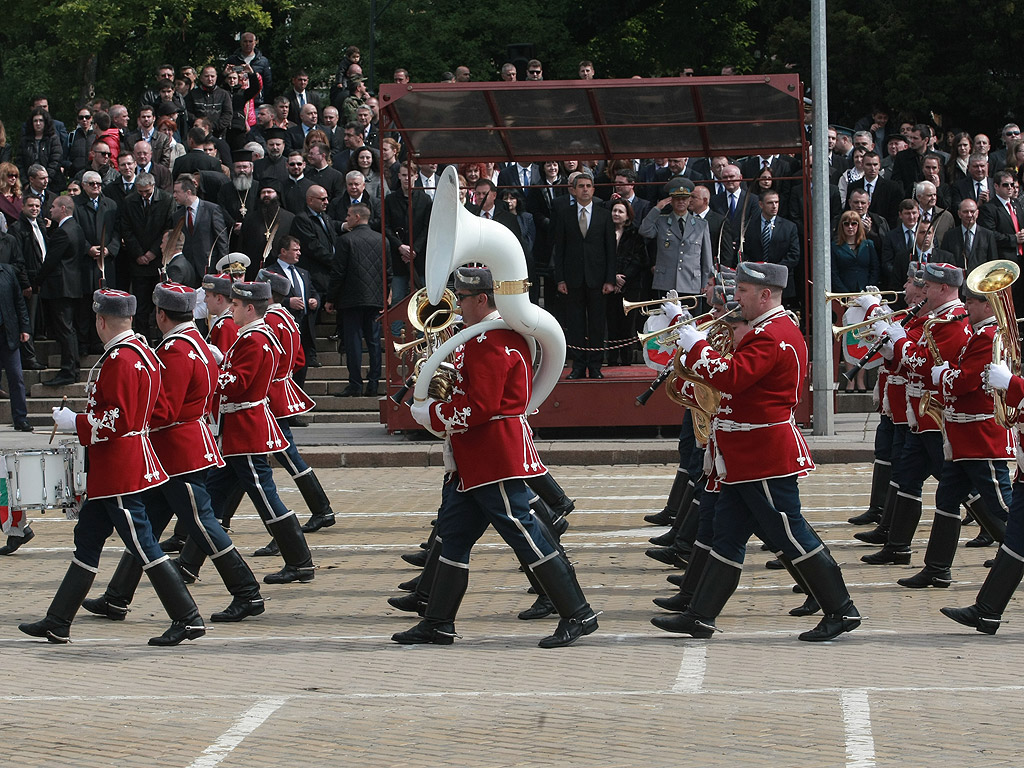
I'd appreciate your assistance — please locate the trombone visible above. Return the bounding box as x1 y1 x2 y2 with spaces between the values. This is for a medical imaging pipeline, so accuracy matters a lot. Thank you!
831 307 913 342
824 289 904 307
623 294 701 316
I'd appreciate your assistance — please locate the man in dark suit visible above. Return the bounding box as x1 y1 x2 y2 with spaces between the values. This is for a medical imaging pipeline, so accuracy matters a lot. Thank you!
37 196 86 385
603 168 651 223
23 164 55 220
13 195 47 371
846 151 902 226
890 123 933 198
941 198 999 273
0 261 31 430
467 179 524 248
171 175 228 285
132 140 171 192
291 184 337 301
880 200 921 291
266 235 320 380
552 171 616 379
638 159 671 202
282 150 314 214
980 169 1024 307
74 171 121 352
951 154 994 210
688 185 734 267
286 104 326 151
121 173 172 342
497 162 539 198
103 152 139 216
741 190 801 302
171 126 223 179
328 170 381 232
285 71 321 125
710 164 759 255
124 105 171 168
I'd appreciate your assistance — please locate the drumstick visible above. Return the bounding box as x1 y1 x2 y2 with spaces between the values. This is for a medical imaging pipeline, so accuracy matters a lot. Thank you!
49 395 68 445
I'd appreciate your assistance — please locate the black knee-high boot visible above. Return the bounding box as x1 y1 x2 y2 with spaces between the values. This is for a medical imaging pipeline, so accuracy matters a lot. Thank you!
963 494 1007 545
81 551 144 620
263 515 315 584
651 554 741 638
941 547 1024 634
218 483 246 530
530 554 598 648
645 468 690 526
653 543 710 612
174 536 208 583
794 550 861 642
861 492 917 564
898 509 960 588
649 476 699 546
297 471 336 533
525 472 576 521
19 561 96 643
209 548 265 621
849 460 890 525
388 536 442 615
146 558 206 646
854 482 899 544
392 561 469 645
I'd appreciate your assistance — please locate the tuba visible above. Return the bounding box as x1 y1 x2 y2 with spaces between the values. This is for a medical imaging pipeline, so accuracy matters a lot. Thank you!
967 260 1021 427
411 166 566 413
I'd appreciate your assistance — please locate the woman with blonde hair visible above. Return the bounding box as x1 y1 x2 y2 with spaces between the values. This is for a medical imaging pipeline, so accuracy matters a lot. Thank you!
0 162 23 228
832 210 880 391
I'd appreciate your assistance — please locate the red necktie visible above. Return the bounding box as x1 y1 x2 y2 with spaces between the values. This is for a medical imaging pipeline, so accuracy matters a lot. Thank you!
187 207 195 234
1007 202 1022 256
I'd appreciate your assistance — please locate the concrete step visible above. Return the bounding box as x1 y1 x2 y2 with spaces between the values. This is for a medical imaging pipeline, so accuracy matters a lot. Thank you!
835 392 875 414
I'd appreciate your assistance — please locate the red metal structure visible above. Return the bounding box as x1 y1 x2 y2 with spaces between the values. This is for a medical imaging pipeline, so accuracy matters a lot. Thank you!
375 75 810 432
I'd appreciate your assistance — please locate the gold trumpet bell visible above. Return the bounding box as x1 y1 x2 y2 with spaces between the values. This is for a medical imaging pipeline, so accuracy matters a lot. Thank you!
967 259 1021 427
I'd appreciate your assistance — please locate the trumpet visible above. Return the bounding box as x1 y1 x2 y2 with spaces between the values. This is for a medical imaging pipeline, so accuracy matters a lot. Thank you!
825 289 904 307
623 294 700 316
831 307 912 342
636 307 737 346
393 336 428 357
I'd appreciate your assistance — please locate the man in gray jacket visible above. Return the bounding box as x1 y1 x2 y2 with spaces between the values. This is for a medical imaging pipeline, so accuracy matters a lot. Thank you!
638 178 713 299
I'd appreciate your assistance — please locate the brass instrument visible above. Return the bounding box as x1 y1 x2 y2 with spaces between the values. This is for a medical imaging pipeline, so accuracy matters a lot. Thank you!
824 289 904 307
967 260 1021 427
831 307 912 342
393 336 428 357
919 312 969 425
623 294 700 316
393 288 461 403
637 308 735 347
408 287 459 335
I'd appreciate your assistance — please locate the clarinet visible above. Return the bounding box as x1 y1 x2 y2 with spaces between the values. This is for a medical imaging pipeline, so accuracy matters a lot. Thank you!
843 300 925 381
636 366 673 406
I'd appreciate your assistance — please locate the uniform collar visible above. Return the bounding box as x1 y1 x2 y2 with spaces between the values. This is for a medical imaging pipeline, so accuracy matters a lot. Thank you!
751 305 787 327
165 321 195 337
104 329 136 350
238 317 265 334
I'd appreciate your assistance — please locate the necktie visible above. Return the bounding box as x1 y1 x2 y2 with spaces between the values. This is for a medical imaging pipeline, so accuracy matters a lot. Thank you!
923 211 931 223
965 228 973 253
728 194 736 217
762 158 770 171
317 213 327 233
31 219 45 258
522 168 529 188
125 182 133 193
1007 202 1022 255
299 92 305 107
484 210 491 220
678 218 685 238
579 207 588 236
977 181 983 199
92 198 98 211
762 219 772 252
865 181 873 200
143 197 150 210
905 228 913 251
187 206 195 234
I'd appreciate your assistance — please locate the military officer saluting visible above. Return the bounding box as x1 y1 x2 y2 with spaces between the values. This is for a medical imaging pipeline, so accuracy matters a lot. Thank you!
638 178 714 299
19 289 206 646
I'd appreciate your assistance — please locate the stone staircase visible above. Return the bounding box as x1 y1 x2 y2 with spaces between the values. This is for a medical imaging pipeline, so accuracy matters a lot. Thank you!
0 320 383 429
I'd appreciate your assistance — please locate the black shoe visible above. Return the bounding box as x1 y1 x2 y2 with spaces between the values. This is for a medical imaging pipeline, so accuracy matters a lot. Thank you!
649 530 675 546
0 525 35 555
301 512 336 533
388 592 426 614
645 547 688 569
861 545 911 565
253 540 280 557
392 619 458 645
644 508 675 526
566 371 585 380
652 592 689 612
798 605 861 641
666 573 686 587
650 611 716 638
518 594 556 620
339 385 362 397
23 360 46 371
364 383 379 397
42 374 76 387
847 508 883 526
263 565 315 584
398 575 421 592
159 533 187 553
13 421 33 432
149 617 206 646
985 558 996 568
789 596 820 617
306 358 323 368
965 532 995 548
402 549 429 567
765 558 785 570
537 610 599 648
940 605 1000 635
897 567 952 589
211 597 266 622
853 526 889 545
81 595 130 621
588 370 604 379
18 616 71 643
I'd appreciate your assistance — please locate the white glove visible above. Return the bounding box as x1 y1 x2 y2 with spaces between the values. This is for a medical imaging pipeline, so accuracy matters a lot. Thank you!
52 407 77 433
661 301 683 323
193 288 209 319
209 345 224 365
931 361 950 386
410 398 438 429
675 323 708 353
986 361 1012 391
879 340 894 361
854 293 882 311
886 323 907 344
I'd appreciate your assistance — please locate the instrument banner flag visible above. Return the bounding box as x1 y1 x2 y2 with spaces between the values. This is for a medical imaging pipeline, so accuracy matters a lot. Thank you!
840 306 883 369
0 456 27 536
641 314 675 371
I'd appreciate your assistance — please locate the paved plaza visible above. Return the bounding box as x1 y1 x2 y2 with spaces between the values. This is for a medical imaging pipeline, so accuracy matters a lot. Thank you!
2 461 1021 767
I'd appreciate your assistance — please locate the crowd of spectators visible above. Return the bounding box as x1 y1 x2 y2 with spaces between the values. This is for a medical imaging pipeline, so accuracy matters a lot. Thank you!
0 37 1021 411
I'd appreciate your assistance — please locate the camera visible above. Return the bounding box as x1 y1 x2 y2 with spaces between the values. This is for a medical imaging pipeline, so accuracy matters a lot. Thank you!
231 66 245 73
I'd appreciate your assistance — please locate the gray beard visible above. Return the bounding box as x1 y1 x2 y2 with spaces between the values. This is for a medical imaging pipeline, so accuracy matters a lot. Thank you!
233 174 253 192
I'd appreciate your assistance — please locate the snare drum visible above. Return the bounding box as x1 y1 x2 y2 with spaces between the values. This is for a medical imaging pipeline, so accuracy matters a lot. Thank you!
3 449 72 512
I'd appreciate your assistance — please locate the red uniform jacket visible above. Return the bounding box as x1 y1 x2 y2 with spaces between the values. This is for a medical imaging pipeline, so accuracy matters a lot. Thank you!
208 309 239 355
264 305 314 417
217 318 288 457
427 323 545 491
892 300 969 433
149 322 226 475
75 331 167 498
882 314 926 425
684 306 813 484
939 319 1016 461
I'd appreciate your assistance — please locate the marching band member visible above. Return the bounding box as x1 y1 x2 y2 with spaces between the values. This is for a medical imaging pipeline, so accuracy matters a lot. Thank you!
860 263 970 565
20 289 206 646
898 288 1014 587
650 262 860 642
203 281 316 584
395 267 598 648
82 284 265 622
943 359 1024 633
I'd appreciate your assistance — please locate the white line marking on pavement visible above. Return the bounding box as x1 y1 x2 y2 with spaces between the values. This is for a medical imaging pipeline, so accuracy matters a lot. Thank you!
671 646 706 693
840 689 876 767
187 696 288 768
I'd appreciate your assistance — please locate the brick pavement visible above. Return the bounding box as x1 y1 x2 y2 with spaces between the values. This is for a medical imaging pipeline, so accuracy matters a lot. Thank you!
2 463 1021 767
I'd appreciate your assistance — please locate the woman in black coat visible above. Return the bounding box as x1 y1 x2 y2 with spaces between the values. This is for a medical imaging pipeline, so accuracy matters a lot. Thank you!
18 108 63 188
607 199 649 366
